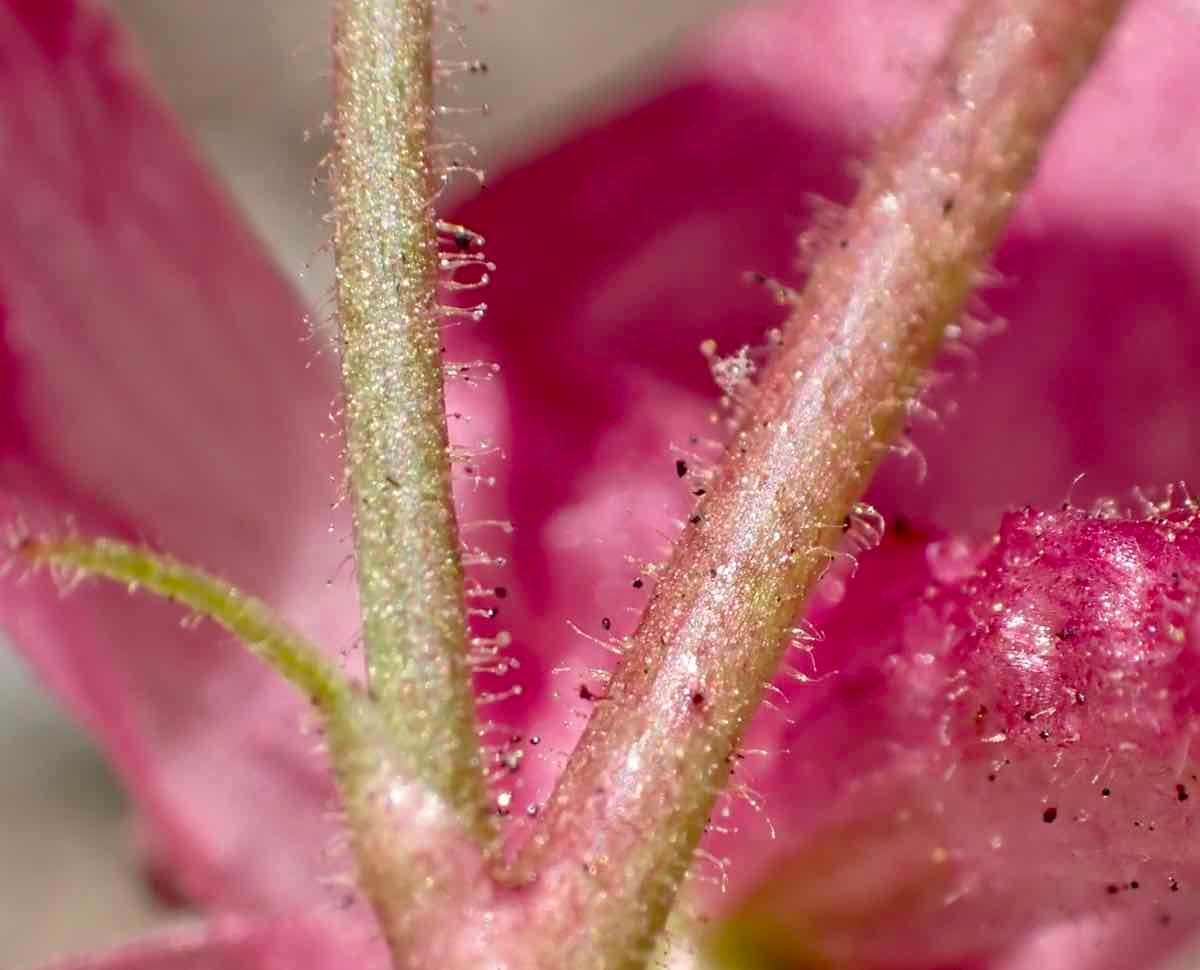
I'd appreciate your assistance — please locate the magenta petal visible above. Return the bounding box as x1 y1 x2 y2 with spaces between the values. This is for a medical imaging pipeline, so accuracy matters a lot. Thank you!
0 2 359 909
31 914 387 970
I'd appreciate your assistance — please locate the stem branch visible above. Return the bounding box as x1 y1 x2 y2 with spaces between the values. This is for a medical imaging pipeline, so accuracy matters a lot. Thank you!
520 1 1128 964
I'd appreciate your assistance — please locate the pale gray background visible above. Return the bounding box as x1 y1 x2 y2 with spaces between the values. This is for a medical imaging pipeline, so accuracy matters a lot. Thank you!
0 1 734 965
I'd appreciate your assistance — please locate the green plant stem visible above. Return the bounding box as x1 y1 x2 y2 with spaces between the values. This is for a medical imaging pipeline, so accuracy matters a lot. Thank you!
20 537 355 713
17 537 499 966
516 1 1128 966
331 0 491 840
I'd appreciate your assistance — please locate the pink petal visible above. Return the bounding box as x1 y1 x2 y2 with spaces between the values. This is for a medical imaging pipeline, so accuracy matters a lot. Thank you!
31 914 387 970
0 1 361 909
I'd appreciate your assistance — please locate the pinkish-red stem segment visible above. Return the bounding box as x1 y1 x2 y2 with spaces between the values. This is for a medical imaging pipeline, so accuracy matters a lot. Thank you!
513 2 1128 965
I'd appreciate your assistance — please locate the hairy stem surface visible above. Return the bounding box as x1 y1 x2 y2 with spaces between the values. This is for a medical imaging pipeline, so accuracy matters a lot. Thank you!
518 1 1128 965
331 0 490 838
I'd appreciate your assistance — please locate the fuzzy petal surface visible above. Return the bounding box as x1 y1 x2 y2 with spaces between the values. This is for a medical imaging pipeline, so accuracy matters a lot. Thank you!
701 501 1200 967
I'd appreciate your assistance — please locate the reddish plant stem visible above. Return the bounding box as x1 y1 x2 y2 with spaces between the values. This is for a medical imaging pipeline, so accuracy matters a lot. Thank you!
516 2 1127 965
